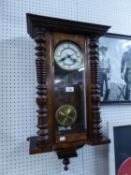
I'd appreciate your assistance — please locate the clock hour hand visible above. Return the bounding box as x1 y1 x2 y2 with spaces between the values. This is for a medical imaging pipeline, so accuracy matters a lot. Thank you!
59 56 68 62
69 56 78 63
59 54 79 63
72 58 78 63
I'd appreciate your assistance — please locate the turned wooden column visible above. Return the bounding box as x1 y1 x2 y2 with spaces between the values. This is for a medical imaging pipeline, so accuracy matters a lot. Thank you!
89 36 104 144
34 28 49 145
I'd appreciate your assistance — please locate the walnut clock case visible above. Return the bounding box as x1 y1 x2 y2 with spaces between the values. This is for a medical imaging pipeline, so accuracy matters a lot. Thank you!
26 13 110 170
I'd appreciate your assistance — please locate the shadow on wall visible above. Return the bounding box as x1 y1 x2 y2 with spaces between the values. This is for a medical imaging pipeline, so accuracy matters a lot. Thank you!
0 37 61 175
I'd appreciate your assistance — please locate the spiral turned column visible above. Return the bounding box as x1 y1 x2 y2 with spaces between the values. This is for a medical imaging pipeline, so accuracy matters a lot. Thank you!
34 28 49 145
89 37 104 144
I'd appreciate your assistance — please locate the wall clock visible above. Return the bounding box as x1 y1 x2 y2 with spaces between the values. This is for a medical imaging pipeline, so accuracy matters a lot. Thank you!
26 13 110 170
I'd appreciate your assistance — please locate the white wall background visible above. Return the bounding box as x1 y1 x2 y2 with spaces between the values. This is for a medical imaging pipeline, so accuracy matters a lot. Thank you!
1 0 131 175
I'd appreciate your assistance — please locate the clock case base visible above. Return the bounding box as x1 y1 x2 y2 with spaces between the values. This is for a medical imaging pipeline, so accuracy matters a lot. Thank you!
28 136 110 154
28 136 110 170
28 136 78 171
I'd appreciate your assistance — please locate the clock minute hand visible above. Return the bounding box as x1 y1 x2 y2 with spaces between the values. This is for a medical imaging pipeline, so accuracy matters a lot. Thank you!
70 57 78 63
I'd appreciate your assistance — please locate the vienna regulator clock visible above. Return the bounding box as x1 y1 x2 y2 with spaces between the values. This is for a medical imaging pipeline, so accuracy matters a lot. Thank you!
26 13 110 170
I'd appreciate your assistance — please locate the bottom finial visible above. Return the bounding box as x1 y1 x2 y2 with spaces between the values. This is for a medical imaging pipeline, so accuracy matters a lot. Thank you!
63 158 70 171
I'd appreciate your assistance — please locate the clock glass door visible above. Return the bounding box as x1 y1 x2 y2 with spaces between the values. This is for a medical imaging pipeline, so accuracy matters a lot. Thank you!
53 34 87 139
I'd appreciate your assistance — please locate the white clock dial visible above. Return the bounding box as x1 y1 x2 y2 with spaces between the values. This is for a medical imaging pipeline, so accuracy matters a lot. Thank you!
54 41 83 71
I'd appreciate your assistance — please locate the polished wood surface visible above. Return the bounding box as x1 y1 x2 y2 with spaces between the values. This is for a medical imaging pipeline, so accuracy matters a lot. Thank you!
88 37 110 145
34 28 49 146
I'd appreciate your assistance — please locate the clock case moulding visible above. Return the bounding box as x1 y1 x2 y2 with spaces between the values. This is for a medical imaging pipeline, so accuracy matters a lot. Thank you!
26 13 111 170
